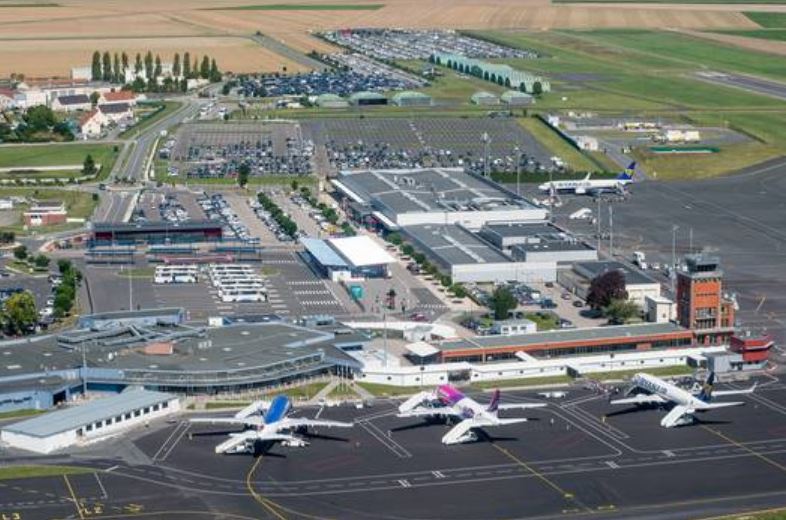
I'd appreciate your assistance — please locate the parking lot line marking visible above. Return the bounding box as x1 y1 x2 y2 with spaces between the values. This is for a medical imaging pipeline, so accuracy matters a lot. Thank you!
63 474 84 520
491 444 586 509
702 426 786 474
94 472 108 499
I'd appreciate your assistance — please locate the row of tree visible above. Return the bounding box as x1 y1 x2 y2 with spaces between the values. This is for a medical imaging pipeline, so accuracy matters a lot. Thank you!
0 106 74 143
90 50 222 92
256 192 298 238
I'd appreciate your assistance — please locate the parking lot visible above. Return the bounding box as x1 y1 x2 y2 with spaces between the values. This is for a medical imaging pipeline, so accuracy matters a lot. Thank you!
170 121 313 180
81 250 349 320
320 28 540 62
303 116 556 173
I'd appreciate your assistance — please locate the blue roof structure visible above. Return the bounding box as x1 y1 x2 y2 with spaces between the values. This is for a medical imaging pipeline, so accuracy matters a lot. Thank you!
3 388 175 437
300 238 349 268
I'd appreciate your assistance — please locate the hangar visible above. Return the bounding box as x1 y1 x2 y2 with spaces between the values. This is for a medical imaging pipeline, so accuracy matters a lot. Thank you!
1 388 179 454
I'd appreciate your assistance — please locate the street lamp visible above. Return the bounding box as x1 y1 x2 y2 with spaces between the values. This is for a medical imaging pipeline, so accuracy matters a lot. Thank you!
514 146 521 197
671 224 679 296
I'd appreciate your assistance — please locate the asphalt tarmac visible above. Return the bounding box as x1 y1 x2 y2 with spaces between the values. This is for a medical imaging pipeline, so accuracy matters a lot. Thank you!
2 377 785 520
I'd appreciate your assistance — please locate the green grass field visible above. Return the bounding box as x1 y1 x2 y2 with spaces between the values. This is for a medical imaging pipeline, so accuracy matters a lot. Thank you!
0 408 46 420
581 365 693 380
355 382 419 397
470 375 573 390
0 465 93 481
518 117 601 172
566 29 786 82
0 143 116 169
555 0 786 3
713 29 786 41
0 187 97 233
205 3 383 10
744 11 786 27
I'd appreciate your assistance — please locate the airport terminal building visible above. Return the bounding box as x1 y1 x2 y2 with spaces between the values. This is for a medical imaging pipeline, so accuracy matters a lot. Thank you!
0 310 366 414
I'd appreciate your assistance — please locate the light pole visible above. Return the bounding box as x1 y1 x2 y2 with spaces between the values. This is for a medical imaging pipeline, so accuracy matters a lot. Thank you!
608 204 614 257
514 146 521 197
671 224 679 295
482 132 490 178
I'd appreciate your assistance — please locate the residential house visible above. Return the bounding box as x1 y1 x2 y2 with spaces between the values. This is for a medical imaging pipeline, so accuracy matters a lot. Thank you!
51 94 91 113
100 90 141 106
0 88 16 110
78 110 106 138
98 102 133 123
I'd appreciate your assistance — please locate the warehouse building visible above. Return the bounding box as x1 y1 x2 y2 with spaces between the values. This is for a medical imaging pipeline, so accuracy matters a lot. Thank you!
392 91 432 107
1 389 179 454
431 52 550 93
300 235 396 280
403 223 556 283
478 222 597 264
470 91 499 105
315 93 349 108
501 90 533 106
349 91 387 106
333 167 547 230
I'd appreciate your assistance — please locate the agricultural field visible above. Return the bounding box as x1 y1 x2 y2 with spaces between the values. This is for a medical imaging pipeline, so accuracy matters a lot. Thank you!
0 36 309 77
0 143 116 169
713 29 786 41
204 3 386 10
743 11 786 27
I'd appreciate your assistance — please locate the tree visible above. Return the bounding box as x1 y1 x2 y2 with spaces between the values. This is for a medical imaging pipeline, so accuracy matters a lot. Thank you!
450 284 467 298
200 55 210 79
586 270 628 310
58 258 73 276
102 51 112 82
82 154 97 176
237 162 250 188
192 58 199 79
24 106 56 131
490 286 517 320
290 179 299 192
209 58 220 82
134 53 143 75
13 245 27 261
112 52 121 82
3 291 37 334
532 81 543 96
401 244 414 257
91 51 102 81
387 232 402 246
33 254 49 269
154 54 162 78
121 51 129 73
144 51 154 80
0 231 15 245
89 91 100 106
183 51 191 78
173 53 181 78
603 299 640 325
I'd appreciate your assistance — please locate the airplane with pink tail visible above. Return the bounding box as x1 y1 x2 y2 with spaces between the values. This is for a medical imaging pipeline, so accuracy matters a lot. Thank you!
397 384 546 445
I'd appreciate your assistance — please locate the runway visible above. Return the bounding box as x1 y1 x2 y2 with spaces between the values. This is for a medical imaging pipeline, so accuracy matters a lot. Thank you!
1 378 785 520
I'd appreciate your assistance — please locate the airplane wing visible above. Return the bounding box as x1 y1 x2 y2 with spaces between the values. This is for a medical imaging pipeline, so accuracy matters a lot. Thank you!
279 417 353 430
710 383 757 397
496 403 547 411
214 430 258 454
396 407 458 418
610 394 667 406
189 416 263 427
694 401 745 410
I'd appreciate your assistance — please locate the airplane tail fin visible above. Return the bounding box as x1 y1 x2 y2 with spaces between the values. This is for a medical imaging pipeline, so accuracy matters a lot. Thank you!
487 389 501 413
698 372 716 403
617 162 636 181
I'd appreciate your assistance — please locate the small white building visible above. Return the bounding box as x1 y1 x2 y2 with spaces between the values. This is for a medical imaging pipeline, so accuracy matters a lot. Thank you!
0 198 13 210
79 109 107 138
646 295 676 324
51 94 91 113
0 389 179 454
491 319 537 336
575 135 599 151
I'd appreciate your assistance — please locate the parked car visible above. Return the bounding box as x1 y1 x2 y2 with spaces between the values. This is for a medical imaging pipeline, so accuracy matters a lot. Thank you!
541 299 557 309
572 300 584 308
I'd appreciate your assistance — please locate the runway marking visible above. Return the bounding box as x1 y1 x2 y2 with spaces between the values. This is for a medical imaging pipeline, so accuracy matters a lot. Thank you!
604 461 619 469
701 426 786 474
356 419 412 459
62 474 84 520
491 443 587 510
94 472 108 499
153 422 191 463
662 450 675 458
432 470 446 479
397 479 411 488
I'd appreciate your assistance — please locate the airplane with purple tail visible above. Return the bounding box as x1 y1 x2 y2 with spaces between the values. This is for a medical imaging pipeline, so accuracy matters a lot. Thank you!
397 384 546 445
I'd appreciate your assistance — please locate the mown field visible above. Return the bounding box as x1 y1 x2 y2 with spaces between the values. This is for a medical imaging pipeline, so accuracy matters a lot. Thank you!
713 29 786 41
0 143 116 169
744 11 786 27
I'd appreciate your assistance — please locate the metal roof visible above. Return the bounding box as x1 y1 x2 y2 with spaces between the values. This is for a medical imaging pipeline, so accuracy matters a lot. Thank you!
2 389 175 438
574 260 656 286
300 237 349 268
403 223 510 267
328 236 395 267
439 322 688 351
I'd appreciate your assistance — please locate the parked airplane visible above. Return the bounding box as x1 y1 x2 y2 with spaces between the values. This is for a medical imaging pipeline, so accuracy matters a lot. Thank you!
538 162 636 195
189 395 353 454
609 372 756 428
397 384 546 445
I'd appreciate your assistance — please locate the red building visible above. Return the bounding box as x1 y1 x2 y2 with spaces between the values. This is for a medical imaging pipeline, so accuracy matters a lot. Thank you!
23 200 67 227
730 332 773 367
